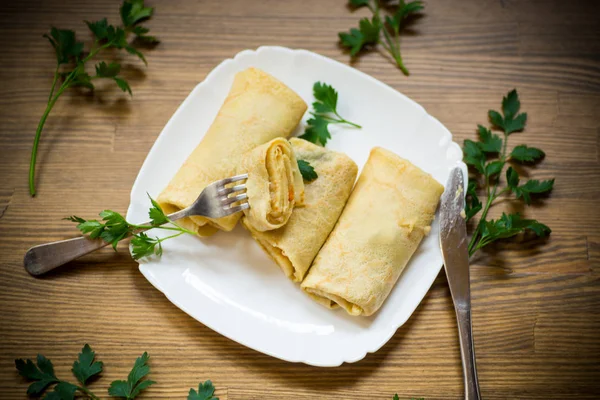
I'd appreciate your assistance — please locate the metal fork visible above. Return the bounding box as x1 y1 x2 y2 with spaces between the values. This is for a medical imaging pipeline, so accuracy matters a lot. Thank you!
23 173 249 276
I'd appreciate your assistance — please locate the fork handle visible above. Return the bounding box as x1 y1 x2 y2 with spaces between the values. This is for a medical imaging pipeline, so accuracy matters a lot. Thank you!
24 236 111 276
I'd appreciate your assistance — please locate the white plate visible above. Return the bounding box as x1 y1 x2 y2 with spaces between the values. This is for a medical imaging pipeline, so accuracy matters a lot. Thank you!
126 46 466 367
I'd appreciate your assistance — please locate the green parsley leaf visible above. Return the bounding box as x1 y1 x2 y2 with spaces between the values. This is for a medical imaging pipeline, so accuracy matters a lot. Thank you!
15 355 59 395
64 216 86 224
300 117 331 146
465 180 482 221
479 213 551 248
188 380 219 400
95 61 121 78
131 25 148 35
106 25 128 49
43 27 84 65
43 382 78 400
339 16 381 56
148 194 169 226
463 139 485 174
297 159 318 182
359 15 381 44
506 166 519 188
71 344 103 386
114 77 132 95
477 125 502 153
392 0 424 28
511 178 555 205
70 71 95 90
484 160 504 178
85 18 111 41
488 109 504 129
504 112 527 134
312 82 338 114
510 145 545 163
502 89 520 120
393 395 399 400
98 210 131 249
130 233 162 260
121 0 154 28
69 217 105 239
108 352 155 399
131 26 160 43
125 45 147 65
489 89 527 135
339 28 365 57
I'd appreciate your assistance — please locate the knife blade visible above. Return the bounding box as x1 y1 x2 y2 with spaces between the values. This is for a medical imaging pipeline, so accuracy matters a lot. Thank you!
439 166 481 400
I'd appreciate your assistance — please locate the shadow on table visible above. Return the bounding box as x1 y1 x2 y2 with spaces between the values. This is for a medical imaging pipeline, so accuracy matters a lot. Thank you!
234 300 430 392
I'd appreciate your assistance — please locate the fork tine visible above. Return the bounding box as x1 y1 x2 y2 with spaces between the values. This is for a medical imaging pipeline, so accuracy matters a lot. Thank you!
218 173 248 187
221 193 248 206
225 202 250 215
218 183 246 196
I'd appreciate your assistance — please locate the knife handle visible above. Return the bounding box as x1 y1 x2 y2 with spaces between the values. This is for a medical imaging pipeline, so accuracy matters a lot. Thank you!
455 307 481 400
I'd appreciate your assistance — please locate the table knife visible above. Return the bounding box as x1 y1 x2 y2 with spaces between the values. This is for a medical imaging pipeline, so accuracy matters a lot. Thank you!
439 167 481 400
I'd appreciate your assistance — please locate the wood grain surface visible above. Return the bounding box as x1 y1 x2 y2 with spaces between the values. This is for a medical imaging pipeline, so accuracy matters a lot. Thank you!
1 0 599 399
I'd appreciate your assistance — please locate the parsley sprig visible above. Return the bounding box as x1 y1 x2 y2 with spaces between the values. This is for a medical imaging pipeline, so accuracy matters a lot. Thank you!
16 344 220 399
339 0 423 75
66 195 195 260
30 0 159 197
464 89 554 257
15 344 152 400
108 353 155 399
300 82 361 146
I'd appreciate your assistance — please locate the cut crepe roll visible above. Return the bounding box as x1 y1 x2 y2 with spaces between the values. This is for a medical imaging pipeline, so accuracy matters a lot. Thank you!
157 68 307 235
242 138 358 282
241 138 305 231
301 147 444 316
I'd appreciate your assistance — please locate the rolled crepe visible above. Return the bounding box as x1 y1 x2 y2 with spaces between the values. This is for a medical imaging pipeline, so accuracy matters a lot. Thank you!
301 147 444 316
241 138 305 231
157 68 307 235
242 138 358 282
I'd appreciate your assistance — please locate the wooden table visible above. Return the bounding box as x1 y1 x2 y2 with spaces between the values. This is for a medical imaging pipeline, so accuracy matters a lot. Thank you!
1 0 599 398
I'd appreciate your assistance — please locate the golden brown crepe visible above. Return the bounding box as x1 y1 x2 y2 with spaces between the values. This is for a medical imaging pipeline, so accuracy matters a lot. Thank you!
157 68 307 235
241 138 305 231
301 147 444 316
242 138 358 282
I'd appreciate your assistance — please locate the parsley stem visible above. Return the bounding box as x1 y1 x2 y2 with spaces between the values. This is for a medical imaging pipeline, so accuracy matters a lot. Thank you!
372 0 408 74
158 231 186 242
467 132 510 257
169 220 197 235
317 114 362 128
333 111 362 128
128 223 197 236
29 78 71 196
378 38 393 54
48 63 60 102
389 25 409 75
76 385 100 400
